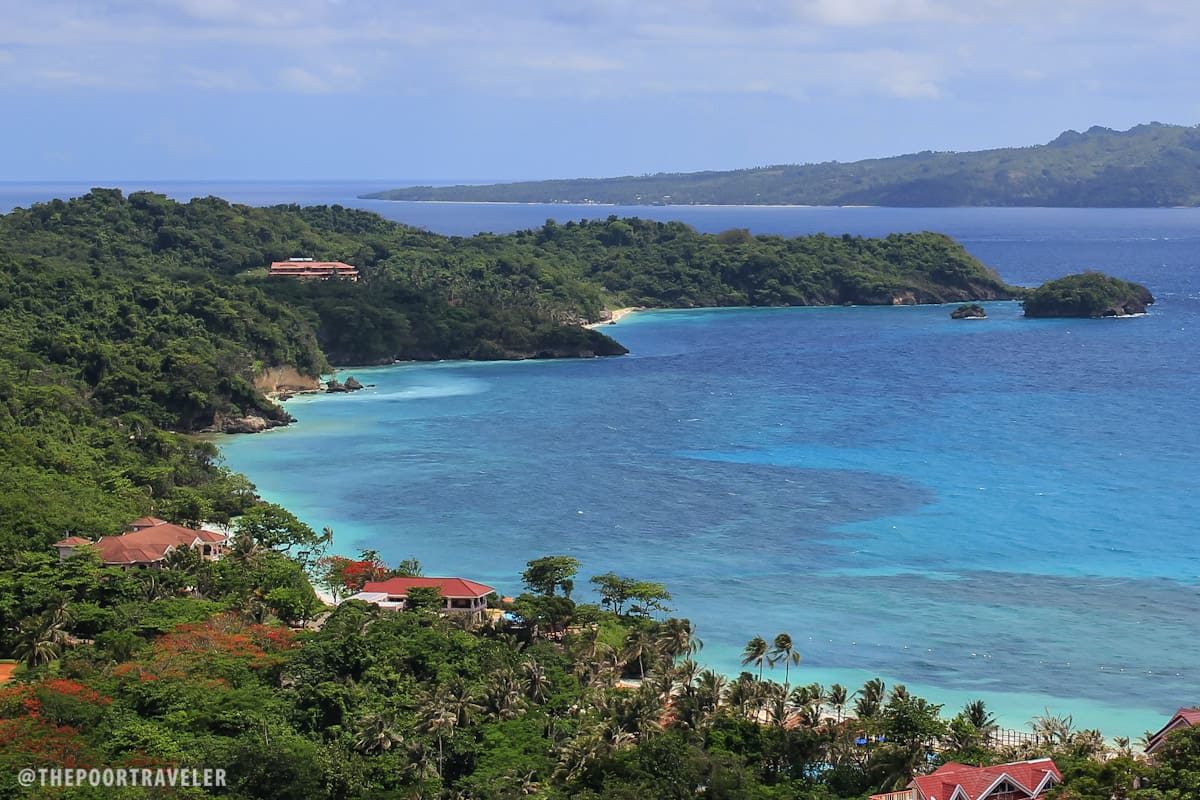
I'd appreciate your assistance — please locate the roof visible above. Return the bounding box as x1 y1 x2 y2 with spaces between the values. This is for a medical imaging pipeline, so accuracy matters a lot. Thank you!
344 591 390 603
93 521 228 565
53 536 93 547
269 260 359 276
1146 708 1200 754
360 576 495 599
912 759 1061 800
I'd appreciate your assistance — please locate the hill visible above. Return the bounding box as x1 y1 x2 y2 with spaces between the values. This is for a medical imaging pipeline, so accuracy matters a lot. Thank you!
364 123 1200 207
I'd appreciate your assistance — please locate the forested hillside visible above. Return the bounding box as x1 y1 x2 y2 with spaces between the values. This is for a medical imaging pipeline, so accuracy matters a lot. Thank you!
0 189 1013 551
366 123 1200 207
0 190 1182 800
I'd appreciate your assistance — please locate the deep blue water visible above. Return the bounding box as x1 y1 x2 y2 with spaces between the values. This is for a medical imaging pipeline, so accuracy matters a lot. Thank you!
8 182 1197 737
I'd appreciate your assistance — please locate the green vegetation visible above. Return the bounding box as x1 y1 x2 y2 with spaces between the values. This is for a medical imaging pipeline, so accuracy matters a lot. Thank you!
1 544 1176 800
366 123 1200 207
1023 272 1155 318
951 303 986 319
0 189 1163 797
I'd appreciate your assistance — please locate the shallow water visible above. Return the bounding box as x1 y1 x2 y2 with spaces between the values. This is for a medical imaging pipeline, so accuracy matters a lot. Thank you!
22 184 1183 738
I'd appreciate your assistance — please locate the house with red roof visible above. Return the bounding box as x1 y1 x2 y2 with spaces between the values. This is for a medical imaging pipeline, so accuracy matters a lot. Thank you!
269 258 359 281
53 517 228 569
869 758 1061 800
344 576 495 621
1145 707 1200 757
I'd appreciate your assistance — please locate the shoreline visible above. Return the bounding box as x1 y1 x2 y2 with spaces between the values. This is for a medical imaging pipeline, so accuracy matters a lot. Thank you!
584 306 646 328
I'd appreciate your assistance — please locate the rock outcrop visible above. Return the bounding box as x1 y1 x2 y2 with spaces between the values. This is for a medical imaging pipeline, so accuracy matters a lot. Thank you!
951 303 987 319
214 414 293 434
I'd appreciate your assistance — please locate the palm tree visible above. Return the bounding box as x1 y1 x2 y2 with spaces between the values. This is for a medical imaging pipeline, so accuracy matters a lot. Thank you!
12 606 72 669
768 633 801 692
657 618 702 662
724 672 760 719
828 683 852 723
353 711 404 754
484 668 526 721
963 699 997 739
418 694 458 779
740 635 769 681
523 658 551 704
695 670 727 722
855 678 886 720
443 678 483 728
623 628 656 679
796 703 824 728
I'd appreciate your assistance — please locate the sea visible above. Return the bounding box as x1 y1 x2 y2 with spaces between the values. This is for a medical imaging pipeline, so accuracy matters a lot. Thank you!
5 181 1199 739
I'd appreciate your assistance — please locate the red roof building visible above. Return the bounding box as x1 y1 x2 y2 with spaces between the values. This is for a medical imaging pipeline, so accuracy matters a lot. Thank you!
269 259 359 281
1145 707 1200 756
346 576 496 620
870 759 1061 800
54 517 229 568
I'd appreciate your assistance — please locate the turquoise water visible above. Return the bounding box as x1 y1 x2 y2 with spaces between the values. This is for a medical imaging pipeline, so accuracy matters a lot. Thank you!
213 202 1200 740
9 181 1198 735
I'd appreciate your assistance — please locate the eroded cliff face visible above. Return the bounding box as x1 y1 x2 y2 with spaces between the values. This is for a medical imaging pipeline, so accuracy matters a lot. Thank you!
254 366 321 396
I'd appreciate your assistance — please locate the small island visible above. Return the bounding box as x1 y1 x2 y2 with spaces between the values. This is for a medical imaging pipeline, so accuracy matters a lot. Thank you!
1023 271 1155 318
951 303 987 319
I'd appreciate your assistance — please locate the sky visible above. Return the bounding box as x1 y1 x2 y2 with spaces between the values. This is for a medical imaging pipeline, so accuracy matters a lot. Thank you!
2 0 1199 181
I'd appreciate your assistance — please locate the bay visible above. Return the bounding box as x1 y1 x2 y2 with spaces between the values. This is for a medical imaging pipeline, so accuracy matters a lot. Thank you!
9 180 1197 737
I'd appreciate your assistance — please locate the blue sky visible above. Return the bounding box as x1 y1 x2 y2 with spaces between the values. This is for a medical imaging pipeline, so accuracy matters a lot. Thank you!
2 0 1198 181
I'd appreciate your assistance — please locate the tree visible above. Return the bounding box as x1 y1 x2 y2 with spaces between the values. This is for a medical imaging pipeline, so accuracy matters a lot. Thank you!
405 585 443 614
392 557 423 577
856 678 887 720
522 556 580 597
623 628 656 679
769 633 801 692
234 503 328 556
590 572 672 618
741 635 769 681
828 683 852 723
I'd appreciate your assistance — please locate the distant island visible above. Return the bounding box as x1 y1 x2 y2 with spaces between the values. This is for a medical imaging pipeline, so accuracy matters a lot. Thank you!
364 122 1200 207
1023 272 1155 318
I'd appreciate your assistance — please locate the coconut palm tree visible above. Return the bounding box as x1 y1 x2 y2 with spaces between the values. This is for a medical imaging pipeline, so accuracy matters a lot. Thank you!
622 628 656 679
741 635 769 681
796 703 824 728
656 617 702 661
855 678 886 720
963 699 997 741
12 605 72 669
484 668 526 721
443 678 483 728
724 672 760 719
769 633 801 692
523 658 551 704
353 711 404 754
828 683 852 723
418 694 458 779
694 670 727 722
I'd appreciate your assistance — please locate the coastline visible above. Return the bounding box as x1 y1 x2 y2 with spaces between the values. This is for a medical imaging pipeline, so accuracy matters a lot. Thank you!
585 306 646 328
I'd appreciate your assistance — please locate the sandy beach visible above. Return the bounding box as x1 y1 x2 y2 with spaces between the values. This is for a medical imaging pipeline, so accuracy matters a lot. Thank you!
585 306 645 328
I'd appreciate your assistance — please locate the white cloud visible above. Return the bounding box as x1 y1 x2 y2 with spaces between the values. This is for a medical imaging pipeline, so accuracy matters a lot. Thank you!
0 0 1197 109
277 64 357 94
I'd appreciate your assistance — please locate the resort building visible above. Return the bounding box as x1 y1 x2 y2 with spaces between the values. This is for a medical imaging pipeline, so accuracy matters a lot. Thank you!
1145 707 1200 757
343 576 495 621
869 758 1061 800
268 258 360 281
53 517 228 569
